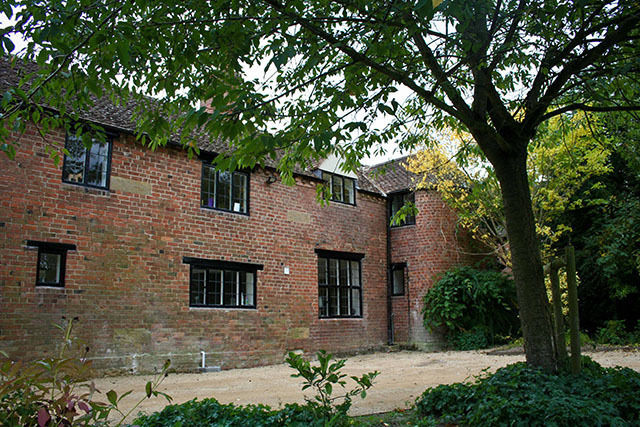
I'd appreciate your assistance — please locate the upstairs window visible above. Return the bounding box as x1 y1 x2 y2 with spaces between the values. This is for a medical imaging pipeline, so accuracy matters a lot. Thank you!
201 164 249 214
183 257 262 309
62 133 112 189
316 249 363 318
27 241 77 287
390 192 416 227
321 172 356 205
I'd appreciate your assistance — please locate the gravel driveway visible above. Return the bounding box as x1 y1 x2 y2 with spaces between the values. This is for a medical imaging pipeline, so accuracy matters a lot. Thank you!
91 348 640 423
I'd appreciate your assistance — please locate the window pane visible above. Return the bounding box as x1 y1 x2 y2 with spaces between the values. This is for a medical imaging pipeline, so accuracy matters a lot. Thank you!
318 287 328 317
344 178 355 204
328 287 339 317
318 258 328 285
223 270 236 306
352 289 361 316
190 268 206 305
86 140 109 187
216 171 232 210
239 272 255 306
339 259 349 286
391 194 402 217
207 270 222 305
350 261 360 287
340 287 350 316
62 136 86 184
232 173 247 213
332 175 343 202
393 268 404 295
328 259 338 286
38 252 61 285
201 165 216 208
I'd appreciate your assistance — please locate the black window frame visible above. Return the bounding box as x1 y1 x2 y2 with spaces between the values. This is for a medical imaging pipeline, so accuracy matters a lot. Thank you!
390 192 416 227
391 262 406 296
321 172 356 206
200 163 250 215
316 249 364 319
183 257 262 309
61 131 113 190
27 240 76 288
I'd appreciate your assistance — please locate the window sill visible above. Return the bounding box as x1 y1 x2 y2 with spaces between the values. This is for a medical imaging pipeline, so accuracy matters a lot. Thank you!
189 306 257 311
319 316 363 320
61 182 111 196
200 206 250 217
390 223 416 229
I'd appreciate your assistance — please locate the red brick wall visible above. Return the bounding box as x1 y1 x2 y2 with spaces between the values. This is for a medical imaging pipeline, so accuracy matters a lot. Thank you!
390 190 466 347
0 125 388 373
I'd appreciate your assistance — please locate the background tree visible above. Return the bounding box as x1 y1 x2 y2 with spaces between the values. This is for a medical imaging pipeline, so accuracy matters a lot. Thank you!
1 0 639 370
407 112 613 270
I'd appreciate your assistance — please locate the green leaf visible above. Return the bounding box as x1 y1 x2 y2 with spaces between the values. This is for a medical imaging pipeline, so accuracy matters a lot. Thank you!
106 390 117 406
145 381 152 398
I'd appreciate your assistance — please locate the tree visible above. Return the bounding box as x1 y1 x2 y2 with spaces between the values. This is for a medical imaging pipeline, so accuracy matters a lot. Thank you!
406 112 613 270
1 0 639 370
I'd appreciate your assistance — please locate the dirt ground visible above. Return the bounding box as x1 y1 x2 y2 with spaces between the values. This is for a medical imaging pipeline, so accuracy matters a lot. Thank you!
92 348 640 422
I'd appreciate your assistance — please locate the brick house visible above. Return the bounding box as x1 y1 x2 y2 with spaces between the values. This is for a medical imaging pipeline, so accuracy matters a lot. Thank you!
0 59 466 373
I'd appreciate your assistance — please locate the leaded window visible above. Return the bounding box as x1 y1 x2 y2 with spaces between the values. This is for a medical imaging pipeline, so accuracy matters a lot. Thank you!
321 172 356 205
201 164 249 214
62 133 112 189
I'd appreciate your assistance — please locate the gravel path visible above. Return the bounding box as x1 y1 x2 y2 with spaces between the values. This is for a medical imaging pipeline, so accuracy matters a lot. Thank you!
91 348 640 423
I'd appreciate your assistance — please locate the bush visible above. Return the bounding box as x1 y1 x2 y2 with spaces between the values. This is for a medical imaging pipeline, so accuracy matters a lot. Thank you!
596 320 634 345
0 318 171 427
415 356 640 425
133 399 324 427
423 266 519 349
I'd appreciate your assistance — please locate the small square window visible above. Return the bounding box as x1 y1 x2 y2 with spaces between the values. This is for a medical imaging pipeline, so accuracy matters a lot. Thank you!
27 241 76 287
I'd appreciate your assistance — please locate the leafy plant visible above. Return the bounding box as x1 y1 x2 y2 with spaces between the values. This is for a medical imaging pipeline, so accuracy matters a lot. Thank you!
415 356 640 425
285 350 379 420
596 320 631 346
423 267 519 349
0 317 172 426
134 398 324 427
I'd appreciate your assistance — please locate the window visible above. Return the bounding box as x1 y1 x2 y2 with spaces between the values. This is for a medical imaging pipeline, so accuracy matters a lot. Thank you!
201 164 249 214
391 263 406 296
183 257 262 308
390 192 415 226
316 249 363 318
27 241 76 287
321 172 356 205
62 133 112 189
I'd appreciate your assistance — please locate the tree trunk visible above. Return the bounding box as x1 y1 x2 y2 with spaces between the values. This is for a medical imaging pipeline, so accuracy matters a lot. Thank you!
492 148 557 372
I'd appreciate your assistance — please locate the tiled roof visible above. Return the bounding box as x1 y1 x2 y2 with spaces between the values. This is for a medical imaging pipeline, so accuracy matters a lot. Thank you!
363 155 418 194
3 57 425 196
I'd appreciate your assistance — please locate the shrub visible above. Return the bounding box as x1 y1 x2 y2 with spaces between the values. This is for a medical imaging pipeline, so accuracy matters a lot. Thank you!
286 350 379 420
423 266 519 349
415 356 640 425
133 398 324 427
597 320 631 345
0 317 171 427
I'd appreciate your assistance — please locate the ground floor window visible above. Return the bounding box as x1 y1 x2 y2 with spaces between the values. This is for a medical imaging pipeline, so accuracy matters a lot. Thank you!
27 240 76 287
183 257 262 308
392 263 406 296
316 249 364 318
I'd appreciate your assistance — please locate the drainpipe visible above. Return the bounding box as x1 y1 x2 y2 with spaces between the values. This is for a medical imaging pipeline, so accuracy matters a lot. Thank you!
386 199 394 345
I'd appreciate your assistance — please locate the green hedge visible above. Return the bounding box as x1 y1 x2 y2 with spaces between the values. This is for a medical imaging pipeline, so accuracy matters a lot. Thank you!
415 357 640 425
133 398 332 427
